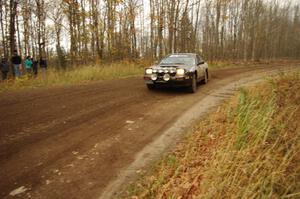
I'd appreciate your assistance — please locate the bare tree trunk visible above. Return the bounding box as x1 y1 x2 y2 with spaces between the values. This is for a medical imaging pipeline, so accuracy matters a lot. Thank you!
150 0 156 59
193 0 201 52
128 0 137 58
215 0 221 59
0 0 8 57
16 11 22 57
35 0 47 58
9 0 17 56
22 0 30 56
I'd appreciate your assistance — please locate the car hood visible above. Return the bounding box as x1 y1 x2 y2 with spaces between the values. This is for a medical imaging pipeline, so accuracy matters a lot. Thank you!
151 64 193 70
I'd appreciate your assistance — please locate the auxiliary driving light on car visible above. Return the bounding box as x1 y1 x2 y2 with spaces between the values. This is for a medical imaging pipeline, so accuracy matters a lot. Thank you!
164 69 169 73
176 68 185 76
145 68 153 75
158 69 163 73
151 74 158 81
163 74 170 81
170 69 176 73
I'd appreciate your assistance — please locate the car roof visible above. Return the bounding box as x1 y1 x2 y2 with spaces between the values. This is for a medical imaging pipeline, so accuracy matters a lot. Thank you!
166 53 197 58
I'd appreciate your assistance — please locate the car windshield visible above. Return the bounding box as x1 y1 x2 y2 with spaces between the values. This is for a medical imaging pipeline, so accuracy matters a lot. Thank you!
160 55 195 65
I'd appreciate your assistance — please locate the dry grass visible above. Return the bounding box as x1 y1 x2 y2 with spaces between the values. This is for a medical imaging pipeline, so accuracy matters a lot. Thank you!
1 59 299 93
0 61 144 93
125 71 300 199
208 59 300 70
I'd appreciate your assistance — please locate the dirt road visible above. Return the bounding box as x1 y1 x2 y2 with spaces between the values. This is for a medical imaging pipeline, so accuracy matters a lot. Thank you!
0 64 298 199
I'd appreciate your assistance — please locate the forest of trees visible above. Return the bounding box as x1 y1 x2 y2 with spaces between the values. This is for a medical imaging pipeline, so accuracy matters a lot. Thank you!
0 0 300 68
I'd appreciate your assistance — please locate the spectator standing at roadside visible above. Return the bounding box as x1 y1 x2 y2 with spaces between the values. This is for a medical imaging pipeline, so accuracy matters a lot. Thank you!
31 58 38 77
39 57 47 79
0 58 9 80
24 56 33 78
11 50 22 78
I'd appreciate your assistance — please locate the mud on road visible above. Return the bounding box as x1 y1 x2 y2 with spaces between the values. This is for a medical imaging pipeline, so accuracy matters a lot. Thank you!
0 64 298 199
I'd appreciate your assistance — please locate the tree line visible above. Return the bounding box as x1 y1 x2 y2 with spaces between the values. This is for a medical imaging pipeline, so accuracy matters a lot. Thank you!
0 0 299 69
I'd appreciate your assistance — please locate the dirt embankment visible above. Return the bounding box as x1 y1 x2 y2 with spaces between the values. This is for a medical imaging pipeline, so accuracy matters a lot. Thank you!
0 63 298 199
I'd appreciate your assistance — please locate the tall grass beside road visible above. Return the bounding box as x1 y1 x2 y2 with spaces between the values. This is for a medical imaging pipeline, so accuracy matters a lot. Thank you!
208 59 300 70
126 71 300 199
0 61 144 93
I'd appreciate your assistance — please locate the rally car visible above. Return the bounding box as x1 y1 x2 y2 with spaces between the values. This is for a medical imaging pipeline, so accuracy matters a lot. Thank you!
144 53 209 93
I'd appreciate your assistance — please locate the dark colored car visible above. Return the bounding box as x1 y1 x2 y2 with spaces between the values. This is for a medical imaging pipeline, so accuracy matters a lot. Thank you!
144 53 209 93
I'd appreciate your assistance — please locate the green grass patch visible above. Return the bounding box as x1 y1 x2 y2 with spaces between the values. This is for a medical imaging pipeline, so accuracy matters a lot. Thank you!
124 71 300 198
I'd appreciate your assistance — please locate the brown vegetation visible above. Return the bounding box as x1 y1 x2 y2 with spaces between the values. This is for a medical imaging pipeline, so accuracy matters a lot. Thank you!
125 71 300 198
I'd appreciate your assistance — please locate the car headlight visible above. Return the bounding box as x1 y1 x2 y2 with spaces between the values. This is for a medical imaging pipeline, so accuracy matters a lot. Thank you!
151 74 158 81
163 74 170 81
145 68 153 75
176 68 185 76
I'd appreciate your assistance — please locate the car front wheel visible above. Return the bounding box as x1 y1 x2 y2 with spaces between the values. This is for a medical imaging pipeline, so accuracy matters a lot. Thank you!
203 69 208 84
188 74 197 93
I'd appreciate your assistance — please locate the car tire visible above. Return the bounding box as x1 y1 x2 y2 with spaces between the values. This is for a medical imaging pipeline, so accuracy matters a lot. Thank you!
147 84 155 90
188 74 197 93
203 69 208 84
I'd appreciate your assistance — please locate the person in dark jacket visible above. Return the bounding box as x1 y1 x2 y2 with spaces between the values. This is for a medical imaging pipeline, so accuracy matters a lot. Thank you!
39 57 47 79
0 58 9 80
11 50 22 78
31 58 38 77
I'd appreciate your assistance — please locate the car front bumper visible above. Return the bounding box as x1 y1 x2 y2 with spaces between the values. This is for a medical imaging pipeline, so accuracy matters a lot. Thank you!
144 73 193 87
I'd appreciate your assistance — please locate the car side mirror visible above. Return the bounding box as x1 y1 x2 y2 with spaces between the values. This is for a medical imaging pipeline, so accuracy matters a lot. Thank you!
198 61 205 65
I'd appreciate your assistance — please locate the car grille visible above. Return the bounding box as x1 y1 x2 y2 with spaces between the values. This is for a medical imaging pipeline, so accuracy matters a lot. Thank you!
156 72 176 77
154 67 177 77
